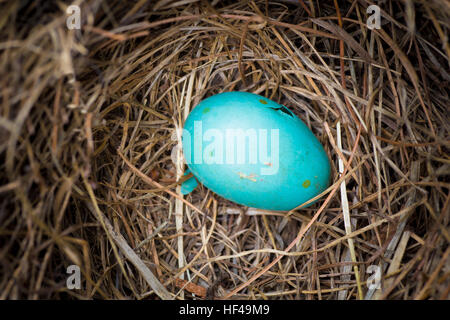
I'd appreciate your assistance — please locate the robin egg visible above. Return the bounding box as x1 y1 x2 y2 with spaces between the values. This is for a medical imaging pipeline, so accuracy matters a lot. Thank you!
181 91 331 211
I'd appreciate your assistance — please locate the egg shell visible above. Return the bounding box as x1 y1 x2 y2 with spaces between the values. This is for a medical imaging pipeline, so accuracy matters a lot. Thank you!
180 169 198 195
182 91 331 211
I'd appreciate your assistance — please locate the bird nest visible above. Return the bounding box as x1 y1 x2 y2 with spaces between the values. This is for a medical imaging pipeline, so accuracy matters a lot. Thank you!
0 0 448 299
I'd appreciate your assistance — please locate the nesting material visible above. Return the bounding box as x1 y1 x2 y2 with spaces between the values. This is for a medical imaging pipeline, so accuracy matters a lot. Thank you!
0 0 448 300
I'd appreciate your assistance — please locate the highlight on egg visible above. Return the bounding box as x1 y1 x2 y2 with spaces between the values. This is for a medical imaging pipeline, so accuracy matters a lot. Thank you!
181 91 331 211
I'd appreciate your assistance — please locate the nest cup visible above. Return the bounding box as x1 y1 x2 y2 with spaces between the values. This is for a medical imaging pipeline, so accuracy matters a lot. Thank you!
0 0 449 300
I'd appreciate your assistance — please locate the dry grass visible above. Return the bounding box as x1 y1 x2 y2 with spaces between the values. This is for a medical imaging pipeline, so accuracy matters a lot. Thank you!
0 0 449 300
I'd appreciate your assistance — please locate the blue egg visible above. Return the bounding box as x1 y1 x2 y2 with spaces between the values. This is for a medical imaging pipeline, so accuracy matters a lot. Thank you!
181 91 331 211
